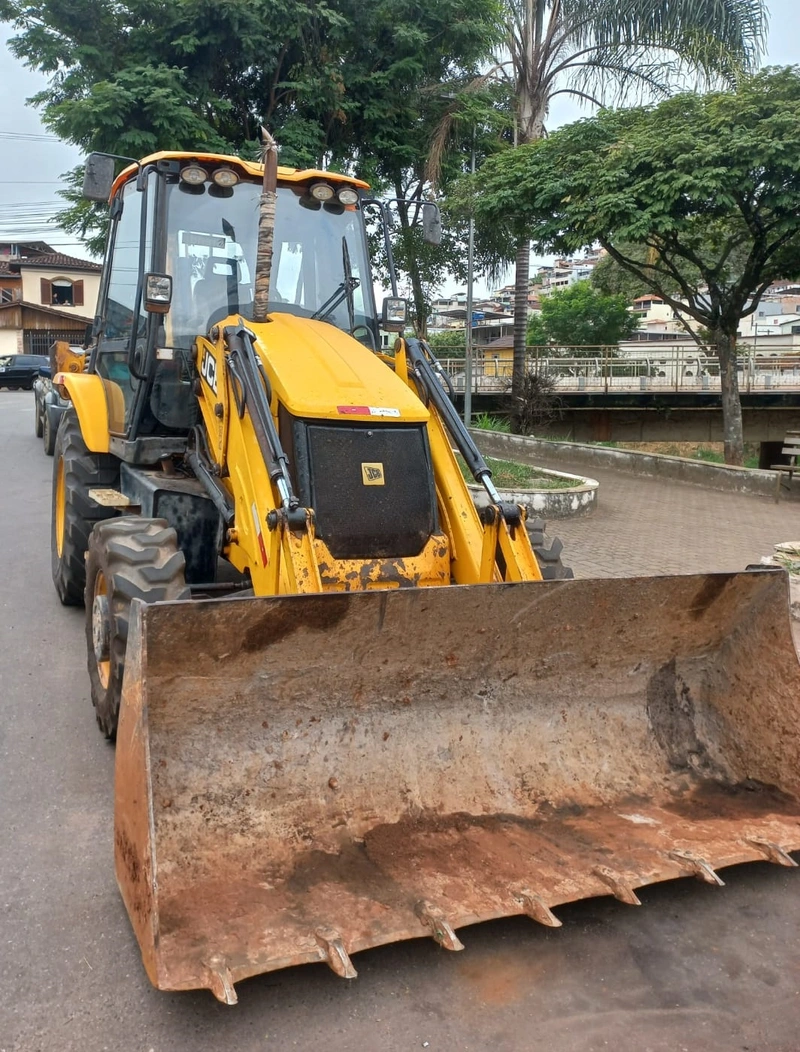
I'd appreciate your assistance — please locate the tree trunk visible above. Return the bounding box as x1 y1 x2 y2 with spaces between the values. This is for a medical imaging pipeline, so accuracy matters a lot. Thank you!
409 264 428 338
713 326 745 465
510 81 544 418
395 190 427 337
511 239 530 416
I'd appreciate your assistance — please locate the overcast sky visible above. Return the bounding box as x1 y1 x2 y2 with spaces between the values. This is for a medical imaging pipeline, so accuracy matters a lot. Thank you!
0 0 797 280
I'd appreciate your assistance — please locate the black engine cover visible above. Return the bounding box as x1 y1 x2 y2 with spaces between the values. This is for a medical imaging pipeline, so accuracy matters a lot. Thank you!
298 423 437 560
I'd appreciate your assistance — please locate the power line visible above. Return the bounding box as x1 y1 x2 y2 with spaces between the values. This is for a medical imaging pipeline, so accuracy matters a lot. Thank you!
0 130 62 142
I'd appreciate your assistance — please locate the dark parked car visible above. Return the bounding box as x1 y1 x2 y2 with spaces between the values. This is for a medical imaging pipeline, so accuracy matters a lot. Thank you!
34 365 72 456
0 353 49 390
32 343 86 453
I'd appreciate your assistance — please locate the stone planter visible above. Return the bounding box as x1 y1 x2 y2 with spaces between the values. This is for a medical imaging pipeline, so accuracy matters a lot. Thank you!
469 466 598 520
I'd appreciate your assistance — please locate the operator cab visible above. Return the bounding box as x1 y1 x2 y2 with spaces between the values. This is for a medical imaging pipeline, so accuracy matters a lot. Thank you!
88 153 377 452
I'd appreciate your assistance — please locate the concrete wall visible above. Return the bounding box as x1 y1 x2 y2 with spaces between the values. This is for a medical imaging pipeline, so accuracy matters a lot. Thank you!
0 329 22 355
536 406 800 443
471 429 800 502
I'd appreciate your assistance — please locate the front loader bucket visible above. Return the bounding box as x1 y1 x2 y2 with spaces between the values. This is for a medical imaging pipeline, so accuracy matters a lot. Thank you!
114 571 800 1003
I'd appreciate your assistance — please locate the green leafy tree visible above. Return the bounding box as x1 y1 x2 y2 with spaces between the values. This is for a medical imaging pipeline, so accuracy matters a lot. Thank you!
592 247 713 346
437 0 766 412
526 313 548 346
426 328 468 357
0 0 501 328
471 66 800 464
528 281 639 348
591 249 651 301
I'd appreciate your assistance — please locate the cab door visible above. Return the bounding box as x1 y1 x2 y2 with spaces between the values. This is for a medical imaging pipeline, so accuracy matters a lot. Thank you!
92 174 155 435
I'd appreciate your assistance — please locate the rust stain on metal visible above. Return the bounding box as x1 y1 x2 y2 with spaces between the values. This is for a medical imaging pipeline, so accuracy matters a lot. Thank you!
114 572 800 1001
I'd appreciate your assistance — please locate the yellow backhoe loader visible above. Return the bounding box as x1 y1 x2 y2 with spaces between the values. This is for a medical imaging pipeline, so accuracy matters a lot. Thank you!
51 145 800 1005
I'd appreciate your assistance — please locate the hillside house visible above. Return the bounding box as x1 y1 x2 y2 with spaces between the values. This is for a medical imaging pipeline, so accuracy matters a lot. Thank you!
0 241 101 355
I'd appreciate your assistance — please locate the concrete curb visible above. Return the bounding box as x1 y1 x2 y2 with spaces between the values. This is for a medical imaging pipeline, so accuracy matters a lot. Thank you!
468 470 598 519
468 437 599 519
471 429 800 502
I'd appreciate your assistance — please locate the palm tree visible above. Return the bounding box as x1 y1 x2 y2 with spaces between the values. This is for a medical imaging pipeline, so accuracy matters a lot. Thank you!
432 0 766 408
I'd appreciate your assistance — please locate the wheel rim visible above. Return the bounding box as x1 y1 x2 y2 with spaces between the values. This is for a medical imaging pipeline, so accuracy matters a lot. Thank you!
91 571 111 689
55 456 66 558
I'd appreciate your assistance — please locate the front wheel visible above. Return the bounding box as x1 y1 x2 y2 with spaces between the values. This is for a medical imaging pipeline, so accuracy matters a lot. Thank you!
85 518 190 739
34 391 43 437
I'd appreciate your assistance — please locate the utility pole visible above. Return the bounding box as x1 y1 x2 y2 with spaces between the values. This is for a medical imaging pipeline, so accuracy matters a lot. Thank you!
464 130 476 427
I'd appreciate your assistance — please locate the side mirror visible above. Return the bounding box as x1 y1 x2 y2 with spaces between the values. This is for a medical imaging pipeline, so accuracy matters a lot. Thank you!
422 203 442 246
144 273 172 314
82 153 116 202
381 297 408 332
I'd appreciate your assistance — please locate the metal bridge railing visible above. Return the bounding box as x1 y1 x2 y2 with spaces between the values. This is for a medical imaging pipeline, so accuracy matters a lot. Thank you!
436 345 800 395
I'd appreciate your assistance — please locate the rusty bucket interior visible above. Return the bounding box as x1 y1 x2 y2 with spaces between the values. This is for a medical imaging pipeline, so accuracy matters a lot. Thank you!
114 571 800 1003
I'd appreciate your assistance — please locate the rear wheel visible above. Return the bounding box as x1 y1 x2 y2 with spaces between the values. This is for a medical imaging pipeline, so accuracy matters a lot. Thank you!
51 408 120 605
527 518 574 580
86 518 190 739
34 391 43 437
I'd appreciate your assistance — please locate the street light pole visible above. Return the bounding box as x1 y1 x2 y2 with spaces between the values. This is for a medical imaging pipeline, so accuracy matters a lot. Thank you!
464 130 476 427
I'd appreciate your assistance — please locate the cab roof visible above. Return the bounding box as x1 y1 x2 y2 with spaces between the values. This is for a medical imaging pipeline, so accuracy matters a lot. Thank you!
110 151 370 199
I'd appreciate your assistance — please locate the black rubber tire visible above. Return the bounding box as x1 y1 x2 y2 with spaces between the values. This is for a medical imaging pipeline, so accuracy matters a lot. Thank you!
34 392 43 437
527 517 574 580
85 517 190 739
42 408 56 456
51 408 120 606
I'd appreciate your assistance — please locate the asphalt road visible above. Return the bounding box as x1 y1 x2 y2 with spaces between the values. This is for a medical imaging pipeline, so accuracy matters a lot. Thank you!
1 388 799 1052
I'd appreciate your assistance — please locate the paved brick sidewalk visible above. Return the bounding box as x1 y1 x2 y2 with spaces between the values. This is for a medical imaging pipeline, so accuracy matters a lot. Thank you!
534 455 800 578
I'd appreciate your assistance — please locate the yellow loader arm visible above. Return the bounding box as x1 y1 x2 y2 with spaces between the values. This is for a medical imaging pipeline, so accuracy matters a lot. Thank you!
191 315 541 596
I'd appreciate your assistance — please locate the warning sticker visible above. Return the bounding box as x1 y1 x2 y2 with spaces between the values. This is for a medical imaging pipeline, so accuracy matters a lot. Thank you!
337 405 401 418
251 502 268 566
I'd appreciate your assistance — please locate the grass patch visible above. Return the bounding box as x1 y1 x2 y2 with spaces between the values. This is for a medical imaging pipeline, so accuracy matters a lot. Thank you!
456 453 577 490
472 412 511 432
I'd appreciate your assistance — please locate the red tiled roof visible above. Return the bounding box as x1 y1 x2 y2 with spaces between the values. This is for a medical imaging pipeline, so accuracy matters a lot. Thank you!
16 252 101 272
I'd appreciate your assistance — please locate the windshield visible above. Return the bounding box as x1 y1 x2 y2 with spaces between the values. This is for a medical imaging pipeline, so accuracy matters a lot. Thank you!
163 181 377 348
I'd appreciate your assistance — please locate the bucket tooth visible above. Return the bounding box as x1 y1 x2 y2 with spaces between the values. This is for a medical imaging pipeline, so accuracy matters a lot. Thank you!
415 900 465 951
315 928 357 979
592 866 642 905
746 837 799 868
513 889 563 927
669 849 725 886
203 957 238 1005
